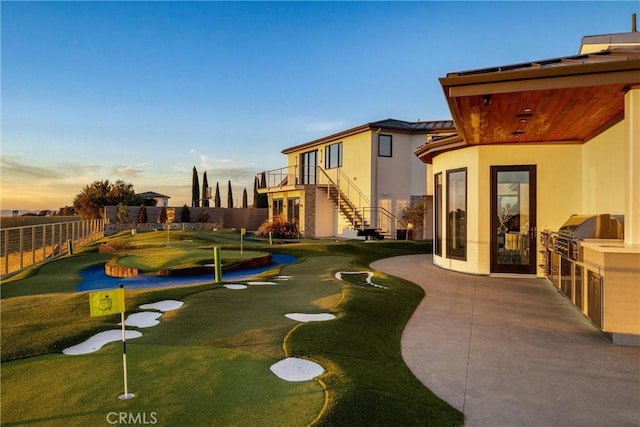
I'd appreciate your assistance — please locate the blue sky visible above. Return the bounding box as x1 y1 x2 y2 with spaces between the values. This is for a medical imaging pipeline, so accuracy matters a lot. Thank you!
2 1 638 211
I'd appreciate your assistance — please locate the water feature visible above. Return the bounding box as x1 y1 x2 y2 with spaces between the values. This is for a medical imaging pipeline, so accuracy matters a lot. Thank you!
76 254 297 291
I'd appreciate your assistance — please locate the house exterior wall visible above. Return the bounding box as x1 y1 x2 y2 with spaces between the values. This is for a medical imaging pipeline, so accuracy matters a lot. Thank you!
582 121 626 214
432 143 584 275
280 128 428 238
375 133 428 228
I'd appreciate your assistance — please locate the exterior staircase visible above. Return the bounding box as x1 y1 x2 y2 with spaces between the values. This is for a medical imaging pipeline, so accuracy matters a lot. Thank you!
318 185 368 230
316 167 396 239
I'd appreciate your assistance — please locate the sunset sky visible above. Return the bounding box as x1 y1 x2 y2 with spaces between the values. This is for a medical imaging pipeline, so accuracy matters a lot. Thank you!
2 1 638 211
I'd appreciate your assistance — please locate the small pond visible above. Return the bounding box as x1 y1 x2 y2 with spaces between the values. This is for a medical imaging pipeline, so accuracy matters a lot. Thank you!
76 254 297 291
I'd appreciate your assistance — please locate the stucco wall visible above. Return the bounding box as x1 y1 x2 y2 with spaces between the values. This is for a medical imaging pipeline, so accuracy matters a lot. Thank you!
582 122 626 215
432 143 584 275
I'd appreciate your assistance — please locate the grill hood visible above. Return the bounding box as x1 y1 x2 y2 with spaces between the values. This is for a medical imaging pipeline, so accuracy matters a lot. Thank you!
558 214 624 240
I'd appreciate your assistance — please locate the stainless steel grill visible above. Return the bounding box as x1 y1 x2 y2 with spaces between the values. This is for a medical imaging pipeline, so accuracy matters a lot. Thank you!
555 214 624 260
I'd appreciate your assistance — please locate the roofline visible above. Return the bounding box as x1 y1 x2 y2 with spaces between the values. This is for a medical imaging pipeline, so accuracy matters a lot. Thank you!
440 51 640 95
281 119 456 154
414 134 465 164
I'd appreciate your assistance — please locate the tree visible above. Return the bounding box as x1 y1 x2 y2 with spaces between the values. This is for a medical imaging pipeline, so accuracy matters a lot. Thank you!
202 171 209 207
137 205 148 223
257 172 268 208
227 180 234 208
192 166 200 207
116 203 129 223
242 188 248 208
180 204 191 223
214 182 221 208
253 176 259 208
73 180 110 219
73 179 148 220
159 206 168 223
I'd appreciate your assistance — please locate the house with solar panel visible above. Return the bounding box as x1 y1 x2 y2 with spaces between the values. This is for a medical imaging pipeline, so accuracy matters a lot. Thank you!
257 119 456 239
415 24 640 343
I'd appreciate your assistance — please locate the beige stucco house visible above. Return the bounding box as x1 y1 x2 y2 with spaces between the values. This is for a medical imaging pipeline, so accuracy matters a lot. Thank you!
258 119 455 238
416 29 640 343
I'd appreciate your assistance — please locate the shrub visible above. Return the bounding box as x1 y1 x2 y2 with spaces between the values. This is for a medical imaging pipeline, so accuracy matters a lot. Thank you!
256 215 299 239
116 203 129 224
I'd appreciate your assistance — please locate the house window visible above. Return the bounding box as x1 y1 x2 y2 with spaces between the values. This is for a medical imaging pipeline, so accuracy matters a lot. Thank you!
434 172 443 256
378 134 392 157
287 197 300 222
446 168 467 260
325 142 343 169
273 199 284 217
300 150 317 184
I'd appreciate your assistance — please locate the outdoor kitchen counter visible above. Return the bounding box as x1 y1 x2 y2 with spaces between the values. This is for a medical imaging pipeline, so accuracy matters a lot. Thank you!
580 240 640 344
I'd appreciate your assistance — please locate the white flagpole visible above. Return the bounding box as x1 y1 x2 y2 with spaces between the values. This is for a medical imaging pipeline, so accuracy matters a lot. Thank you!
118 284 134 400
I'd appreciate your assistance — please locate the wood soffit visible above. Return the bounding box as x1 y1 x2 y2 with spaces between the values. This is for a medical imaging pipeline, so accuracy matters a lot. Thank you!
440 51 640 147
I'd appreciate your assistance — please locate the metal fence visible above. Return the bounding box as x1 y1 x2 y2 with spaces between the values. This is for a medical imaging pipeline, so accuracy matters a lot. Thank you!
1 219 104 277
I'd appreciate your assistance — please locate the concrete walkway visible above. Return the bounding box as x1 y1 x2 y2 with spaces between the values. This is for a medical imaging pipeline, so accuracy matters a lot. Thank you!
371 254 640 427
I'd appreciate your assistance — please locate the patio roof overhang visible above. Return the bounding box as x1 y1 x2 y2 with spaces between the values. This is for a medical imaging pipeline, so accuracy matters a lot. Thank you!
420 48 640 163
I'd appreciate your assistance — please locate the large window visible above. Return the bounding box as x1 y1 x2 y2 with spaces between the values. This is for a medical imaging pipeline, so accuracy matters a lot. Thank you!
273 199 284 217
300 150 317 184
446 168 467 260
287 197 300 222
378 134 392 157
325 142 342 169
434 173 443 256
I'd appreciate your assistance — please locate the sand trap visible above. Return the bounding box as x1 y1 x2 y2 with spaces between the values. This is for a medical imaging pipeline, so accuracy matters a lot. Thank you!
270 357 324 381
120 312 163 328
274 275 292 280
285 313 336 322
335 271 387 289
247 281 277 286
224 284 248 290
139 300 184 311
63 330 143 355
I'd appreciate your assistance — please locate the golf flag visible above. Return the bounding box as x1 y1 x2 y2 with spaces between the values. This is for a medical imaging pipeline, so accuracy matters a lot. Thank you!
89 288 125 317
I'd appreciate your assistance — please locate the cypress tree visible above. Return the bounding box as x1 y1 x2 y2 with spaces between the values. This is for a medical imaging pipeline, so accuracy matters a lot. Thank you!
242 188 248 208
257 172 268 208
202 171 210 207
253 176 259 208
227 180 234 208
191 166 200 207
214 182 221 208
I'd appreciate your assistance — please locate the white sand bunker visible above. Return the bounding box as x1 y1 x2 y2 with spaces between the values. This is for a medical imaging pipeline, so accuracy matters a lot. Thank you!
63 330 142 355
224 284 248 290
247 281 277 286
274 275 292 281
335 271 387 289
120 312 163 328
139 300 184 311
285 313 336 322
270 357 324 382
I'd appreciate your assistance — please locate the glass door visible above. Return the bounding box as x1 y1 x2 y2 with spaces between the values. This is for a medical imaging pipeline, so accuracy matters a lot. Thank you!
490 165 537 274
300 151 317 185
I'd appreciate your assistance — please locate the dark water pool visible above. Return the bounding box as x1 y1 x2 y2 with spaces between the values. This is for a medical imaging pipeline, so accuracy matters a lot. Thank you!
76 254 297 291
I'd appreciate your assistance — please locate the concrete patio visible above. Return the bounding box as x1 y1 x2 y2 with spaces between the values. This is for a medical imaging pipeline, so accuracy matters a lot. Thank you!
372 254 640 427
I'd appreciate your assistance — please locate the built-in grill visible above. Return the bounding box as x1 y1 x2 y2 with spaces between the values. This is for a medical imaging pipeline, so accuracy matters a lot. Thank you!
555 214 624 260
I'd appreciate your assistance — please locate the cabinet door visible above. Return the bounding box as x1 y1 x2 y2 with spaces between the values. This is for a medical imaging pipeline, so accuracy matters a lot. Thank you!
587 271 602 328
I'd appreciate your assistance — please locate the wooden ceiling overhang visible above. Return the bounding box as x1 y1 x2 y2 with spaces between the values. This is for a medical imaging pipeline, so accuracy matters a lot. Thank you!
434 50 640 155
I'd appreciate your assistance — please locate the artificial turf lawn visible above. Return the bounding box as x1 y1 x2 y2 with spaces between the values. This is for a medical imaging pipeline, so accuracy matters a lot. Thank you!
0 231 463 426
